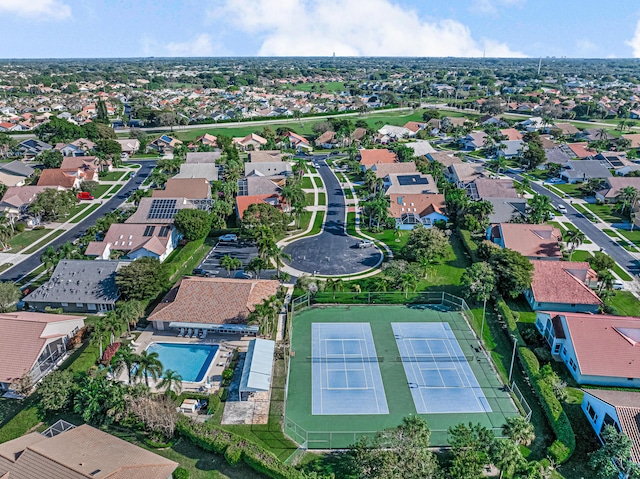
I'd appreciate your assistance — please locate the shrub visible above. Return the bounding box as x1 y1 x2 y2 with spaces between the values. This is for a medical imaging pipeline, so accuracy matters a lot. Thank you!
225 443 243 465
533 347 552 364
173 467 190 479
102 342 121 364
33 225 45 230
457 228 479 262
15 223 25 233
222 368 233 381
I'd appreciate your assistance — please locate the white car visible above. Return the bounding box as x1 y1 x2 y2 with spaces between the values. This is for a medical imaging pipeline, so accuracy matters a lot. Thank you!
613 280 625 290
556 204 567 214
547 178 564 184
218 234 238 243
358 240 374 249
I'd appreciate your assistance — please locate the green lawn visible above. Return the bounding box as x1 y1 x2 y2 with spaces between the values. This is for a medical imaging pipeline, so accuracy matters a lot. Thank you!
93 184 112 198
284 81 345 92
100 170 128 181
313 176 322 188
584 203 626 224
300 177 314 189
66 203 89 219
553 183 584 197
70 203 100 223
317 192 326 205
22 230 65 254
617 228 640 246
109 184 123 194
607 291 640 317
7 228 53 253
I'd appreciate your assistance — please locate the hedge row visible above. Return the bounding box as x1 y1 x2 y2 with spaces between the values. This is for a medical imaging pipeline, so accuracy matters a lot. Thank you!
176 419 305 479
518 347 575 462
457 228 479 262
494 298 524 346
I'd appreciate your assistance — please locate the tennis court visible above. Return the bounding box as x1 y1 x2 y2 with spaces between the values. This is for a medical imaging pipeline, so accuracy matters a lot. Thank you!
285 305 519 448
393 322 490 414
312 323 388 415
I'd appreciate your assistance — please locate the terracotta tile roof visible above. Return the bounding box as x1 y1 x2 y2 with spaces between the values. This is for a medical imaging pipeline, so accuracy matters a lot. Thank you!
427 151 463 167
500 128 523 141
248 150 283 163
554 123 580 135
359 149 398 167
60 156 102 171
148 277 280 325
617 406 640 463
388 193 445 218
599 177 640 199
530 261 601 306
286 131 310 145
496 223 562 258
37 169 78 188
152 178 210 200
0 424 177 479
88 223 173 256
315 130 336 144
623 133 640 149
474 178 518 199
236 194 281 219
0 312 84 383
559 313 640 379
372 161 418 178
567 142 596 159
403 121 424 133
1 186 55 209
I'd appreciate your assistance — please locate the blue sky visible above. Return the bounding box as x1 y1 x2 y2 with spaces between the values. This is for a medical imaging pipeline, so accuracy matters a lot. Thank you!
1 0 639 59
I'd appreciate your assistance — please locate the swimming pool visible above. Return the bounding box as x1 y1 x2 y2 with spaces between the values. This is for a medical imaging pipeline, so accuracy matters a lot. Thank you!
146 342 218 382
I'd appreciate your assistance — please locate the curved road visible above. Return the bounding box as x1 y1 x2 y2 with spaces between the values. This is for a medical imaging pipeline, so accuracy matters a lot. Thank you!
0 161 157 282
507 172 638 275
284 157 382 275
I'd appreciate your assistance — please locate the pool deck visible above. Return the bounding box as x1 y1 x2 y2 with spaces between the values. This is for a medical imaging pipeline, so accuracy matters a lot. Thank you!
122 326 255 393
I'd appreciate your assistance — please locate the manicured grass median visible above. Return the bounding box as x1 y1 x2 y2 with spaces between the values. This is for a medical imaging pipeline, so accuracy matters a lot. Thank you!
70 203 100 223
22 230 65 254
318 192 326 205
100 170 128 181
7 228 53 253
608 291 640 317
300 176 313 189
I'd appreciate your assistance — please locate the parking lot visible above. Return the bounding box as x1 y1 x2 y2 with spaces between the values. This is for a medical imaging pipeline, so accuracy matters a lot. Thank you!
197 241 277 279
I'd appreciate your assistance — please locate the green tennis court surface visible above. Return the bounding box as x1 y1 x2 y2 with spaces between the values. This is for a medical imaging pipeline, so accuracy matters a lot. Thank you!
285 305 519 449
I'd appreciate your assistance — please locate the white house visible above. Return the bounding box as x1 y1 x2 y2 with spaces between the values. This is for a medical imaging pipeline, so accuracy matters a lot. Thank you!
388 193 448 230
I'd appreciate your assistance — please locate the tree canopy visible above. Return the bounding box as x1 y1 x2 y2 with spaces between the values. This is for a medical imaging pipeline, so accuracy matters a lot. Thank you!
173 209 211 241
116 257 168 301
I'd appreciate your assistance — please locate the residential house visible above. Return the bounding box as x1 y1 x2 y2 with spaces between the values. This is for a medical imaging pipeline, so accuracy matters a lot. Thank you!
114 138 140 155
554 123 580 137
378 124 412 140
61 155 109 175
487 223 562 260
0 424 177 478
248 150 283 163
236 194 282 219
384 173 439 196
622 133 640 149
403 121 425 134
175 163 218 182
193 133 217 147
581 389 640 469
0 312 85 391
146 135 183 155
152 177 211 200
282 131 312 152
147 277 280 334
596 176 640 202
59 138 96 157
24 260 120 313
560 159 612 184
17 138 52 158
500 128 523 141
463 132 488 150
405 140 436 158
469 178 527 223
0 160 35 178
388 193 447 230
525 261 601 312
427 151 464 168
0 185 62 218
0 171 26 187
37 168 86 189
580 128 615 142
244 161 292 177
359 149 398 170
233 133 268 151
518 116 543 131
542 147 573 168
185 151 221 164
496 140 524 159
125 197 197 224
350 127 368 144
371 162 419 184
315 130 339 149
85 223 179 262
565 142 597 159
238 176 286 197
446 163 485 187
535 311 640 387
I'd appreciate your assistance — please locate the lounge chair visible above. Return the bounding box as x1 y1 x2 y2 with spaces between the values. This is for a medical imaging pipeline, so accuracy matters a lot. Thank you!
201 329 208 339
178 328 185 337
193 329 200 338
186 328 193 338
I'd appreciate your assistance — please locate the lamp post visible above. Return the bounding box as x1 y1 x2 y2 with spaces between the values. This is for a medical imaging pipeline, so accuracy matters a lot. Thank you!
508 334 518 385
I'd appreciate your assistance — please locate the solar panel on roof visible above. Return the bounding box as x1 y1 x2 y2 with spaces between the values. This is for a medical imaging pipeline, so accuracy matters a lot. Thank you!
148 199 178 220
158 226 170 237
143 225 156 237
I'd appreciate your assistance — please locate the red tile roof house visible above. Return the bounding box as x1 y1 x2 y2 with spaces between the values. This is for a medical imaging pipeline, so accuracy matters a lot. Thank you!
535 311 640 387
281 131 312 152
0 423 177 478
581 389 640 468
233 133 268 151
152 177 211 200
359 149 398 171
388 193 447 230
147 277 280 334
61 155 110 175
236 194 283 218
0 185 63 218
596 177 640 203
37 168 92 189
0 312 85 393
487 223 562 260
524 261 602 313
85 223 178 262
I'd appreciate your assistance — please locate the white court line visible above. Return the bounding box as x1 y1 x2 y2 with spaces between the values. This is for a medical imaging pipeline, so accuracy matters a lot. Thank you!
441 327 484 411
361 323 380 412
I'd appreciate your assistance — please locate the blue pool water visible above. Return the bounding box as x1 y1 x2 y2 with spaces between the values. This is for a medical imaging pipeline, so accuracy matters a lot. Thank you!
146 342 218 382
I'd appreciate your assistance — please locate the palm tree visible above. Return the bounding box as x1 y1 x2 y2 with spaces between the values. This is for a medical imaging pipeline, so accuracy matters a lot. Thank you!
265 243 291 279
598 270 615 294
135 350 163 387
527 193 554 224
246 257 268 279
372 276 389 292
502 416 535 446
220 254 235 277
90 318 109 360
492 438 525 479
487 156 507 174
400 273 417 299
104 311 124 345
615 186 639 222
564 229 586 261
116 300 145 335
158 369 183 395
112 347 140 384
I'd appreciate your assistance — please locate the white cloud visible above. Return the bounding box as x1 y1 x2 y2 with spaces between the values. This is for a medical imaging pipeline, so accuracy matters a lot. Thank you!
210 0 526 57
0 0 71 20
576 38 596 53
469 0 524 15
626 19 640 58
142 34 220 57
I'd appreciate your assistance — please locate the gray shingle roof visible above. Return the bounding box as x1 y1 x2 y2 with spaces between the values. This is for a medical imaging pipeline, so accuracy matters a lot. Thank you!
24 260 120 305
0 161 35 177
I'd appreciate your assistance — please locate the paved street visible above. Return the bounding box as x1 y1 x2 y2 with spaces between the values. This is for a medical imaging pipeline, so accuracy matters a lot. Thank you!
284 158 381 276
506 172 639 275
197 241 277 279
0 161 157 282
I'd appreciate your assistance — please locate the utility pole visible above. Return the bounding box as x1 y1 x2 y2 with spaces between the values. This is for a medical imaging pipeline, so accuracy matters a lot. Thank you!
508 334 518 384
537 57 542 77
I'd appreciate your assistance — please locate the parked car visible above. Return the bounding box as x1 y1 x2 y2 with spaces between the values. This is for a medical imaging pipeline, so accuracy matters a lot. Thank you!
234 270 253 279
218 234 238 243
77 191 94 200
556 204 567 214
358 240 374 249
613 280 625 290
546 178 564 184
191 268 211 277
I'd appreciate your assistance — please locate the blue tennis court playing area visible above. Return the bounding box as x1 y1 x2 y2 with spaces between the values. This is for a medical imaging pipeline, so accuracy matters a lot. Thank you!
393 322 491 414
311 323 389 415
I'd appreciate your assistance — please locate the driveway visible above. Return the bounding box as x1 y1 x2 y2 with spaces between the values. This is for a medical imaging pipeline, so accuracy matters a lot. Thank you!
283 157 382 276
197 241 277 279
507 172 639 275
0 161 157 282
